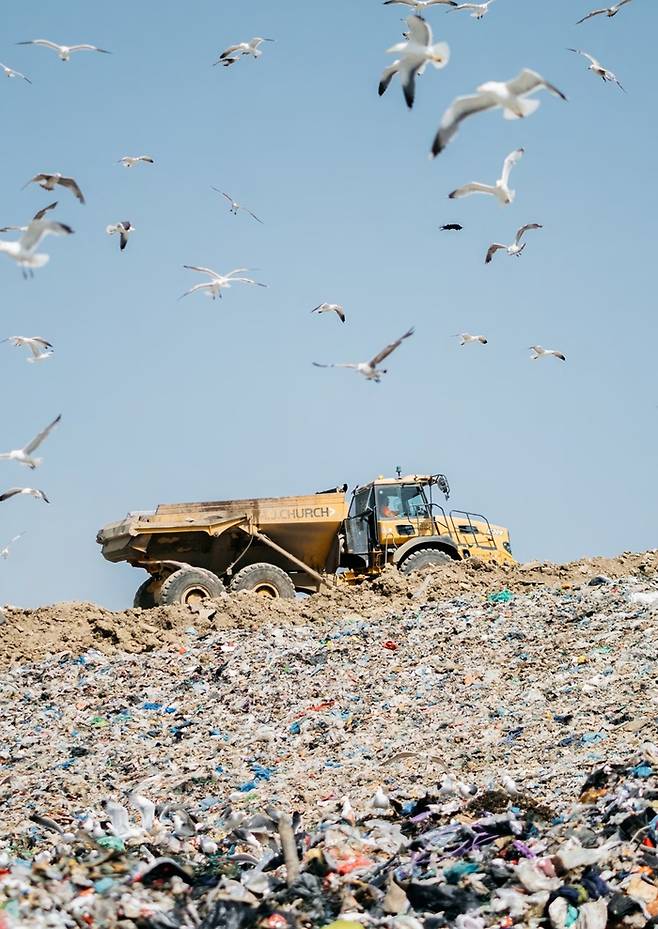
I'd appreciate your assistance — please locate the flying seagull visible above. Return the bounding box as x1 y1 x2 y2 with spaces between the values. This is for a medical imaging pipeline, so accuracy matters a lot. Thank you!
530 345 566 362
431 69 566 157
577 0 633 24
568 49 625 91
383 0 457 9
180 266 267 301
313 327 414 382
450 1 496 18
0 63 31 83
485 223 542 263
16 40 111 62
311 303 346 323
2 336 53 363
449 148 524 206
0 218 74 277
0 414 61 469
0 487 49 504
106 221 134 251
0 201 58 233
440 223 463 231
213 38 274 67
23 173 85 204
0 534 24 559
384 0 457 13
117 155 154 168
212 188 263 223
379 15 450 109
455 332 487 345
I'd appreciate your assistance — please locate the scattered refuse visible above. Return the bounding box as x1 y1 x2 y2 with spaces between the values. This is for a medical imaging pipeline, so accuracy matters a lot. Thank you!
1 549 658 924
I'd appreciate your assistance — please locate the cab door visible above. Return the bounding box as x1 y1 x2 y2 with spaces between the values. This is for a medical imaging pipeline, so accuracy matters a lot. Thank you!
344 487 374 556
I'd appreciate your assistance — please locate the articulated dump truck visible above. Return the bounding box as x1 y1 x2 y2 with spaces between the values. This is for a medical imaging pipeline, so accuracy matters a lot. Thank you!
97 473 515 607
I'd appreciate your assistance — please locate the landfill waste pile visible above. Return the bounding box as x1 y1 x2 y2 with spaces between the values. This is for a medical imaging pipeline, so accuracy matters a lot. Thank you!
4 754 658 927
1 549 658 925
1 549 658 665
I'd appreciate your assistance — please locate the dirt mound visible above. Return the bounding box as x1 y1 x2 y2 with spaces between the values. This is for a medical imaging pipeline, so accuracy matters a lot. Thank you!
1 549 656 665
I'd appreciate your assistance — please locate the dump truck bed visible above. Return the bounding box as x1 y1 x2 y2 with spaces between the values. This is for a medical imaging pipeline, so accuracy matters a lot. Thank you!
97 492 348 576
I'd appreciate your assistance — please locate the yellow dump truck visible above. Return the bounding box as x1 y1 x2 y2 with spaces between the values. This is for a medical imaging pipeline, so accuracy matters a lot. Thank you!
97 473 515 607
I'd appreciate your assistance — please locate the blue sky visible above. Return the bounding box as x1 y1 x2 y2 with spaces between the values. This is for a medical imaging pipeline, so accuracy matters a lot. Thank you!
1 0 655 609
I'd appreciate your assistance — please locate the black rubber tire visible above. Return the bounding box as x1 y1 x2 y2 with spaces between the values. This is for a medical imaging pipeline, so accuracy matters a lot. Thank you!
229 563 295 599
158 568 224 606
399 548 453 576
133 578 157 609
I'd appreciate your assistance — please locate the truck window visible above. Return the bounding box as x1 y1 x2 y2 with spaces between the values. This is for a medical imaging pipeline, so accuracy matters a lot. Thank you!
349 488 372 518
376 486 404 518
401 485 429 518
376 485 429 519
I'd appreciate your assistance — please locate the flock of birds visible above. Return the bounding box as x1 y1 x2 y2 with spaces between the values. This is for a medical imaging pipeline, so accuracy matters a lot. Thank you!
0 1 639 558
312 0 635 378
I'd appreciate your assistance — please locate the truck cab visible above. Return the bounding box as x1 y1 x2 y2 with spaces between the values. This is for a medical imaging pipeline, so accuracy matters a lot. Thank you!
342 473 514 575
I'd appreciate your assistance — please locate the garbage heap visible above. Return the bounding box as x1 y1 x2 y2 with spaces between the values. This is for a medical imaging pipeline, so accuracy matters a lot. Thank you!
4 755 658 927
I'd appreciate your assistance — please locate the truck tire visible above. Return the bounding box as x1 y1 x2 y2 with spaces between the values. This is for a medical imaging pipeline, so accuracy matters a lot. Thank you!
158 568 224 606
399 548 452 576
133 578 157 609
229 563 295 599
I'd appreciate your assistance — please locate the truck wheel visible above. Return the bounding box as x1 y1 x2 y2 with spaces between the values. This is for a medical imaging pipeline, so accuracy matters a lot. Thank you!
133 578 157 609
158 568 224 606
399 548 452 576
229 563 295 599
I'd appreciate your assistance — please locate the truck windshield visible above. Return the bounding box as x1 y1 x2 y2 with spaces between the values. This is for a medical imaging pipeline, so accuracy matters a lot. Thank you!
376 485 429 519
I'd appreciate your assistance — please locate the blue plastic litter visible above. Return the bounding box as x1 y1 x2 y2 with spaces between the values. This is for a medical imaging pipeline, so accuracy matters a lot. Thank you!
94 878 115 894
199 796 222 810
581 732 606 745
631 763 653 778
565 905 579 928
251 763 274 781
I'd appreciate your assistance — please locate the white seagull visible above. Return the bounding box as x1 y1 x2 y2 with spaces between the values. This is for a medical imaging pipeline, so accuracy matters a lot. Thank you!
117 155 154 168
16 40 111 62
0 63 31 83
530 345 566 362
383 0 457 8
0 414 61 469
106 221 134 251
313 327 414 382
0 201 58 233
180 266 267 301
568 49 625 91
450 0 496 18
577 0 633 24
379 15 450 109
23 173 85 204
2 336 53 363
212 188 263 223
214 38 274 67
0 218 74 277
0 534 24 559
0 487 49 504
455 332 487 345
449 148 524 206
311 303 346 323
431 69 566 157
485 223 542 263
371 787 391 810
